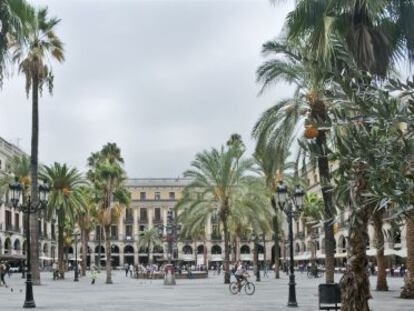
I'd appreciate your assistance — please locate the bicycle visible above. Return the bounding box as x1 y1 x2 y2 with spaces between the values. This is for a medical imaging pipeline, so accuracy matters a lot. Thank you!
229 273 255 295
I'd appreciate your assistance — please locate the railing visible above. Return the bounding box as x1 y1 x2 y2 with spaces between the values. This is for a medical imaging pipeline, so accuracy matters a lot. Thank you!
5 224 21 233
124 235 134 242
152 218 163 225
138 217 148 224
124 217 134 224
110 235 119 241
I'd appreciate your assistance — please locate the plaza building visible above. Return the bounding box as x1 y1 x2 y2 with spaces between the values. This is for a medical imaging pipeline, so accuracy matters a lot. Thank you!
0 137 57 267
86 178 278 269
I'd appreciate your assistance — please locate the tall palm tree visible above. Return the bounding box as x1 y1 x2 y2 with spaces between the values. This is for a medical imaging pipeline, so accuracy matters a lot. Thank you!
77 187 97 276
12 5 64 283
178 139 254 283
284 0 414 77
254 39 337 283
40 163 85 279
372 209 388 291
138 227 161 264
87 143 130 284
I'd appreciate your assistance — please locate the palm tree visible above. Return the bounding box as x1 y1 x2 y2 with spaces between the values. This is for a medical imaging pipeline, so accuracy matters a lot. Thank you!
0 0 34 85
87 143 130 284
254 39 337 283
77 187 97 276
253 141 291 279
138 227 161 264
12 5 64 283
372 209 388 291
283 0 414 77
40 163 85 279
178 139 254 283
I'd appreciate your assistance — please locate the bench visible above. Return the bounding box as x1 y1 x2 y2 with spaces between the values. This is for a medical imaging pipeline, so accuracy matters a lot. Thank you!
318 283 341 311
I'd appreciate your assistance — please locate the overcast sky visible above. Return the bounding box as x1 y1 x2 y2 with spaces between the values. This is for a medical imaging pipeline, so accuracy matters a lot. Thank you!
0 0 295 177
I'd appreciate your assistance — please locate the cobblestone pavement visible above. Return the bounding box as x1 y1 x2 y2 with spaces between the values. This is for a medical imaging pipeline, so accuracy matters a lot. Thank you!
0 271 413 310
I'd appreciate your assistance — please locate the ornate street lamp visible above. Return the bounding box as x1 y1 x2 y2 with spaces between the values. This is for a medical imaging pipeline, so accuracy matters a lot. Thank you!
73 231 80 282
250 233 261 282
157 209 180 285
9 177 49 309
275 181 305 308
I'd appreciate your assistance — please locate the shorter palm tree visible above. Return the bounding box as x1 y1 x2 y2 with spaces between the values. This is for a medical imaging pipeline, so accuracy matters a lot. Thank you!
138 227 161 265
40 163 85 278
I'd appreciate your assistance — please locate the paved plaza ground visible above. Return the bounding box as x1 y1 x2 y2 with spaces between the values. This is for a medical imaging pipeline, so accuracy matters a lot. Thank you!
1 271 413 310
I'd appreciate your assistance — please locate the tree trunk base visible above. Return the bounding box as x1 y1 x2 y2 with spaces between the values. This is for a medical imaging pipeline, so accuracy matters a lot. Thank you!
376 284 388 292
340 270 371 311
400 279 414 299
224 271 230 284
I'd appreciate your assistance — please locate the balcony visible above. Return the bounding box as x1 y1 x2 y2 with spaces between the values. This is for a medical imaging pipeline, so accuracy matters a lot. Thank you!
138 217 148 224
5 224 21 233
124 235 134 242
124 216 134 224
152 218 163 225
110 235 119 241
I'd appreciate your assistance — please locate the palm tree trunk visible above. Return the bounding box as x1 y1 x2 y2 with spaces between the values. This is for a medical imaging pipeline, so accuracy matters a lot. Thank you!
271 198 280 279
236 238 240 262
373 211 388 291
104 225 112 284
401 214 414 298
203 238 207 269
222 216 231 284
148 242 151 264
340 208 371 311
30 75 41 285
58 213 65 279
81 229 88 277
316 131 335 284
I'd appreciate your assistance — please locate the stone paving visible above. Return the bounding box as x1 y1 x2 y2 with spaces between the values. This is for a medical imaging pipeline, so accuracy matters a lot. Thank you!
0 270 413 310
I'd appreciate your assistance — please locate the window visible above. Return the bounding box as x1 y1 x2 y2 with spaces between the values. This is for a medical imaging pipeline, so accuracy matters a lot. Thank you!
5 210 12 230
139 225 145 232
169 192 175 200
125 225 133 237
14 213 20 230
140 208 147 221
154 208 161 221
38 220 42 235
51 223 56 240
111 225 118 239
140 192 146 201
155 192 161 200
125 208 133 219
43 222 47 236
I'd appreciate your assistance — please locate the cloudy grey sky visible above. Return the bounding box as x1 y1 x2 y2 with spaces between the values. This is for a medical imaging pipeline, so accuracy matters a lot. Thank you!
0 0 295 177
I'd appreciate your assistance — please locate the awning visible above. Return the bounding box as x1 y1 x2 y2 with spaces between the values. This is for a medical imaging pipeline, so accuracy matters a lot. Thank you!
395 249 407 258
335 252 347 258
39 256 53 260
0 254 25 261
366 249 377 257
294 252 312 261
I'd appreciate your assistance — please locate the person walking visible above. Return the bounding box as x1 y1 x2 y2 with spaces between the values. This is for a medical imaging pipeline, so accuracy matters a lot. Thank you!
91 268 97 285
263 262 269 278
0 262 8 288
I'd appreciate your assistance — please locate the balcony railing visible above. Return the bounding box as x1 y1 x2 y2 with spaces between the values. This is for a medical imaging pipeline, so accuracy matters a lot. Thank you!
110 235 119 241
124 217 134 224
152 218 163 225
5 224 21 233
138 217 148 224
124 235 134 242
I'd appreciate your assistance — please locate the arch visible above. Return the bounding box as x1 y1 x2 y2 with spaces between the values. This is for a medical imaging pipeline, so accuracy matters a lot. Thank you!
211 245 222 254
4 238 11 254
68 246 74 254
315 240 320 251
111 245 120 254
124 245 134 254
14 239 21 252
153 245 164 253
182 245 193 254
138 246 148 253
197 245 204 254
51 246 56 259
240 245 250 254
95 245 105 254
256 244 264 254
301 242 306 252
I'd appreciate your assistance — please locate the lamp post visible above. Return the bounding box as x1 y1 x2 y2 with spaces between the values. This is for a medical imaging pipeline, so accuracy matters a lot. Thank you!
157 209 180 285
73 232 80 282
251 233 261 282
9 177 49 309
275 181 305 308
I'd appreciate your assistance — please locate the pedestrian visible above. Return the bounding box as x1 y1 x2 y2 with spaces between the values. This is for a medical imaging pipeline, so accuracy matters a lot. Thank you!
52 261 58 280
0 262 8 288
263 262 269 278
218 264 221 275
91 268 97 285
129 264 133 277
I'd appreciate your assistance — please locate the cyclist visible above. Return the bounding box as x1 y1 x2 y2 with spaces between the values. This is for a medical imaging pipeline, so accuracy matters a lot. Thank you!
234 261 247 291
